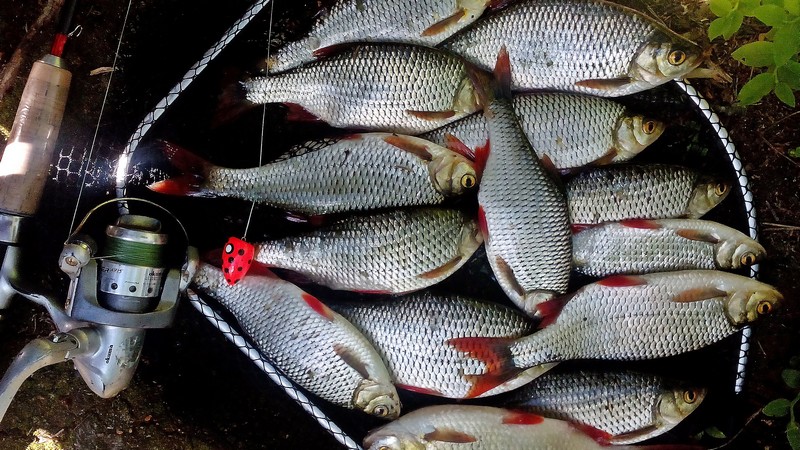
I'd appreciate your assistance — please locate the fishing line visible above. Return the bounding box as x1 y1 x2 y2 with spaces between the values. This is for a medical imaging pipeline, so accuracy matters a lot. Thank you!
243 0 275 240
67 0 134 237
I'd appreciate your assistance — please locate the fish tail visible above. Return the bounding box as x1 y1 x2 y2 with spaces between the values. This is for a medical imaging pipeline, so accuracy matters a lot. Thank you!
148 141 213 196
213 68 257 127
446 336 522 398
492 45 513 100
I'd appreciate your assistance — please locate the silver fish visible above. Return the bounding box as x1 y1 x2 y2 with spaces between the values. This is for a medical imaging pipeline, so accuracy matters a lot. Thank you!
573 219 766 277
439 0 705 96
421 93 665 169
254 208 482 294
268 0 494 74
566 164 731 224
364 404 677 449
190 263 400 419
445 271 781 393
242 44 490 134
147 135 477 215
330 292 554 399
477 50 572 316
503 369 706 444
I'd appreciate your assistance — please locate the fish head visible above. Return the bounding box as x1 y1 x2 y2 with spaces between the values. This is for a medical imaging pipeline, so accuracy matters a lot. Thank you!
614 114 666 160
354 379 402 420
428 147 479 196
658 384 707 426
716 236 767 269
459 214 485 255
364 426 425 450
687 176 731 218
630 32 704 85
725 281 783 325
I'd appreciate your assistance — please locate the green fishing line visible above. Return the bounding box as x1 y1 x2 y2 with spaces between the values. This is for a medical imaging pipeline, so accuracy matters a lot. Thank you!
104 235 164 267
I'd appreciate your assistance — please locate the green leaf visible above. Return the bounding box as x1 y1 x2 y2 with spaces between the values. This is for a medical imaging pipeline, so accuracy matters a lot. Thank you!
710 0 734 16
775 82 798 106
705 426 727 439
739 72 776 105
733 41 776 67
778 66 800 89
774 25 800 66
742 0 765 14
754 4 790 26
787 60 800 75
764 398 792 417
790 147 800 158
726 11 745 39
788 425 800 450
786 0 800 15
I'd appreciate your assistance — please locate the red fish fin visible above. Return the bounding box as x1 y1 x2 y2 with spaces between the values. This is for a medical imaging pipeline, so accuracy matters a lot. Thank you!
473 140 490 175
502 411 545 425
489 0 513 9
597 275 648 287
312 43 349 59
284 102 322 122
421 8 466 36
493 45 512 99
446 336 518 398
444 133 475 160
591 148 619 166
495 256 525 297
575 77 632 92
303 292 335 321
571 224 595 234
539 153 561 180
570 422 613 446
419 256 462 280
610 425 660 444
213 75 254 127
148 141 212 196
407 109 456 121
333 343 370 379
339 133 364 141
672 287 727 303
536 296 569 328
245 262 278 278
477 206 489 239
395 384 444 397
621 219 662 230
383 134 433 161
423 427 477 443
676 228 720 244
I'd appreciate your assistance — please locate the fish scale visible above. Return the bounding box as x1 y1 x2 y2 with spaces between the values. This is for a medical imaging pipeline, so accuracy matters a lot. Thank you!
245 44 488 134
440 0 704 96
566 164 729 224
330 292 535 399
268 0 491 74
254 208 482 293
478 92 572 315
503 369 705 444
190 263 400 418
573 219 766 277
421 92 663 169
510 270 781 368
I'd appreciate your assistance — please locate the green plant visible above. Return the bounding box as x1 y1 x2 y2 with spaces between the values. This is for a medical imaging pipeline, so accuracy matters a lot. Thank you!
708 0 800 107
762 356 800 449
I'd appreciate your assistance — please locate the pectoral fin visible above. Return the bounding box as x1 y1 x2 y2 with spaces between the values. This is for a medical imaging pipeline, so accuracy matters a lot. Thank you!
672 287 728 303
575 77 632 92
422 9 466 37
676 228 721 244
407 109 456 120
423 427 477 443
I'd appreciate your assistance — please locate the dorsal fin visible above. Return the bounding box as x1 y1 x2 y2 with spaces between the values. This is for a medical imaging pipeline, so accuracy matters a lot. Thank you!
597 275 648 287
493 45 512 100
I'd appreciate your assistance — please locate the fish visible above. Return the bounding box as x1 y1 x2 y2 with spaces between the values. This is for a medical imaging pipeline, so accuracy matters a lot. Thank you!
363 404 702 449
443 270 781 394
329 292 555 399
421 92 665 169
267 0 496 74
253 208 482 294
147 135 477 215
566 164 731 224
238 43 491 134
190 263 401 419
502 368 706 444
439 0 706 96
476 48 572 316
573 219 766 277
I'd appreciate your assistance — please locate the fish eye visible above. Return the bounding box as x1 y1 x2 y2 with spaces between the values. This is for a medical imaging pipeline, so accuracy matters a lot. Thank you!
374 405 389 417
642 120 658 135
683 390 698 404
714 183 728 196
757 300 773 315
668 50 687 66
461 173 477 189
740 252 756 266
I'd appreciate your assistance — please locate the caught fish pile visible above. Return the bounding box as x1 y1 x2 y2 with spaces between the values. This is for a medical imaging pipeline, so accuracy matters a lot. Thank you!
151 0 782 446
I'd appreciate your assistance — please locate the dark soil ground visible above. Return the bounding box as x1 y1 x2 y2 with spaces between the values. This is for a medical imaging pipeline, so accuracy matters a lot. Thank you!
0 1 798 449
